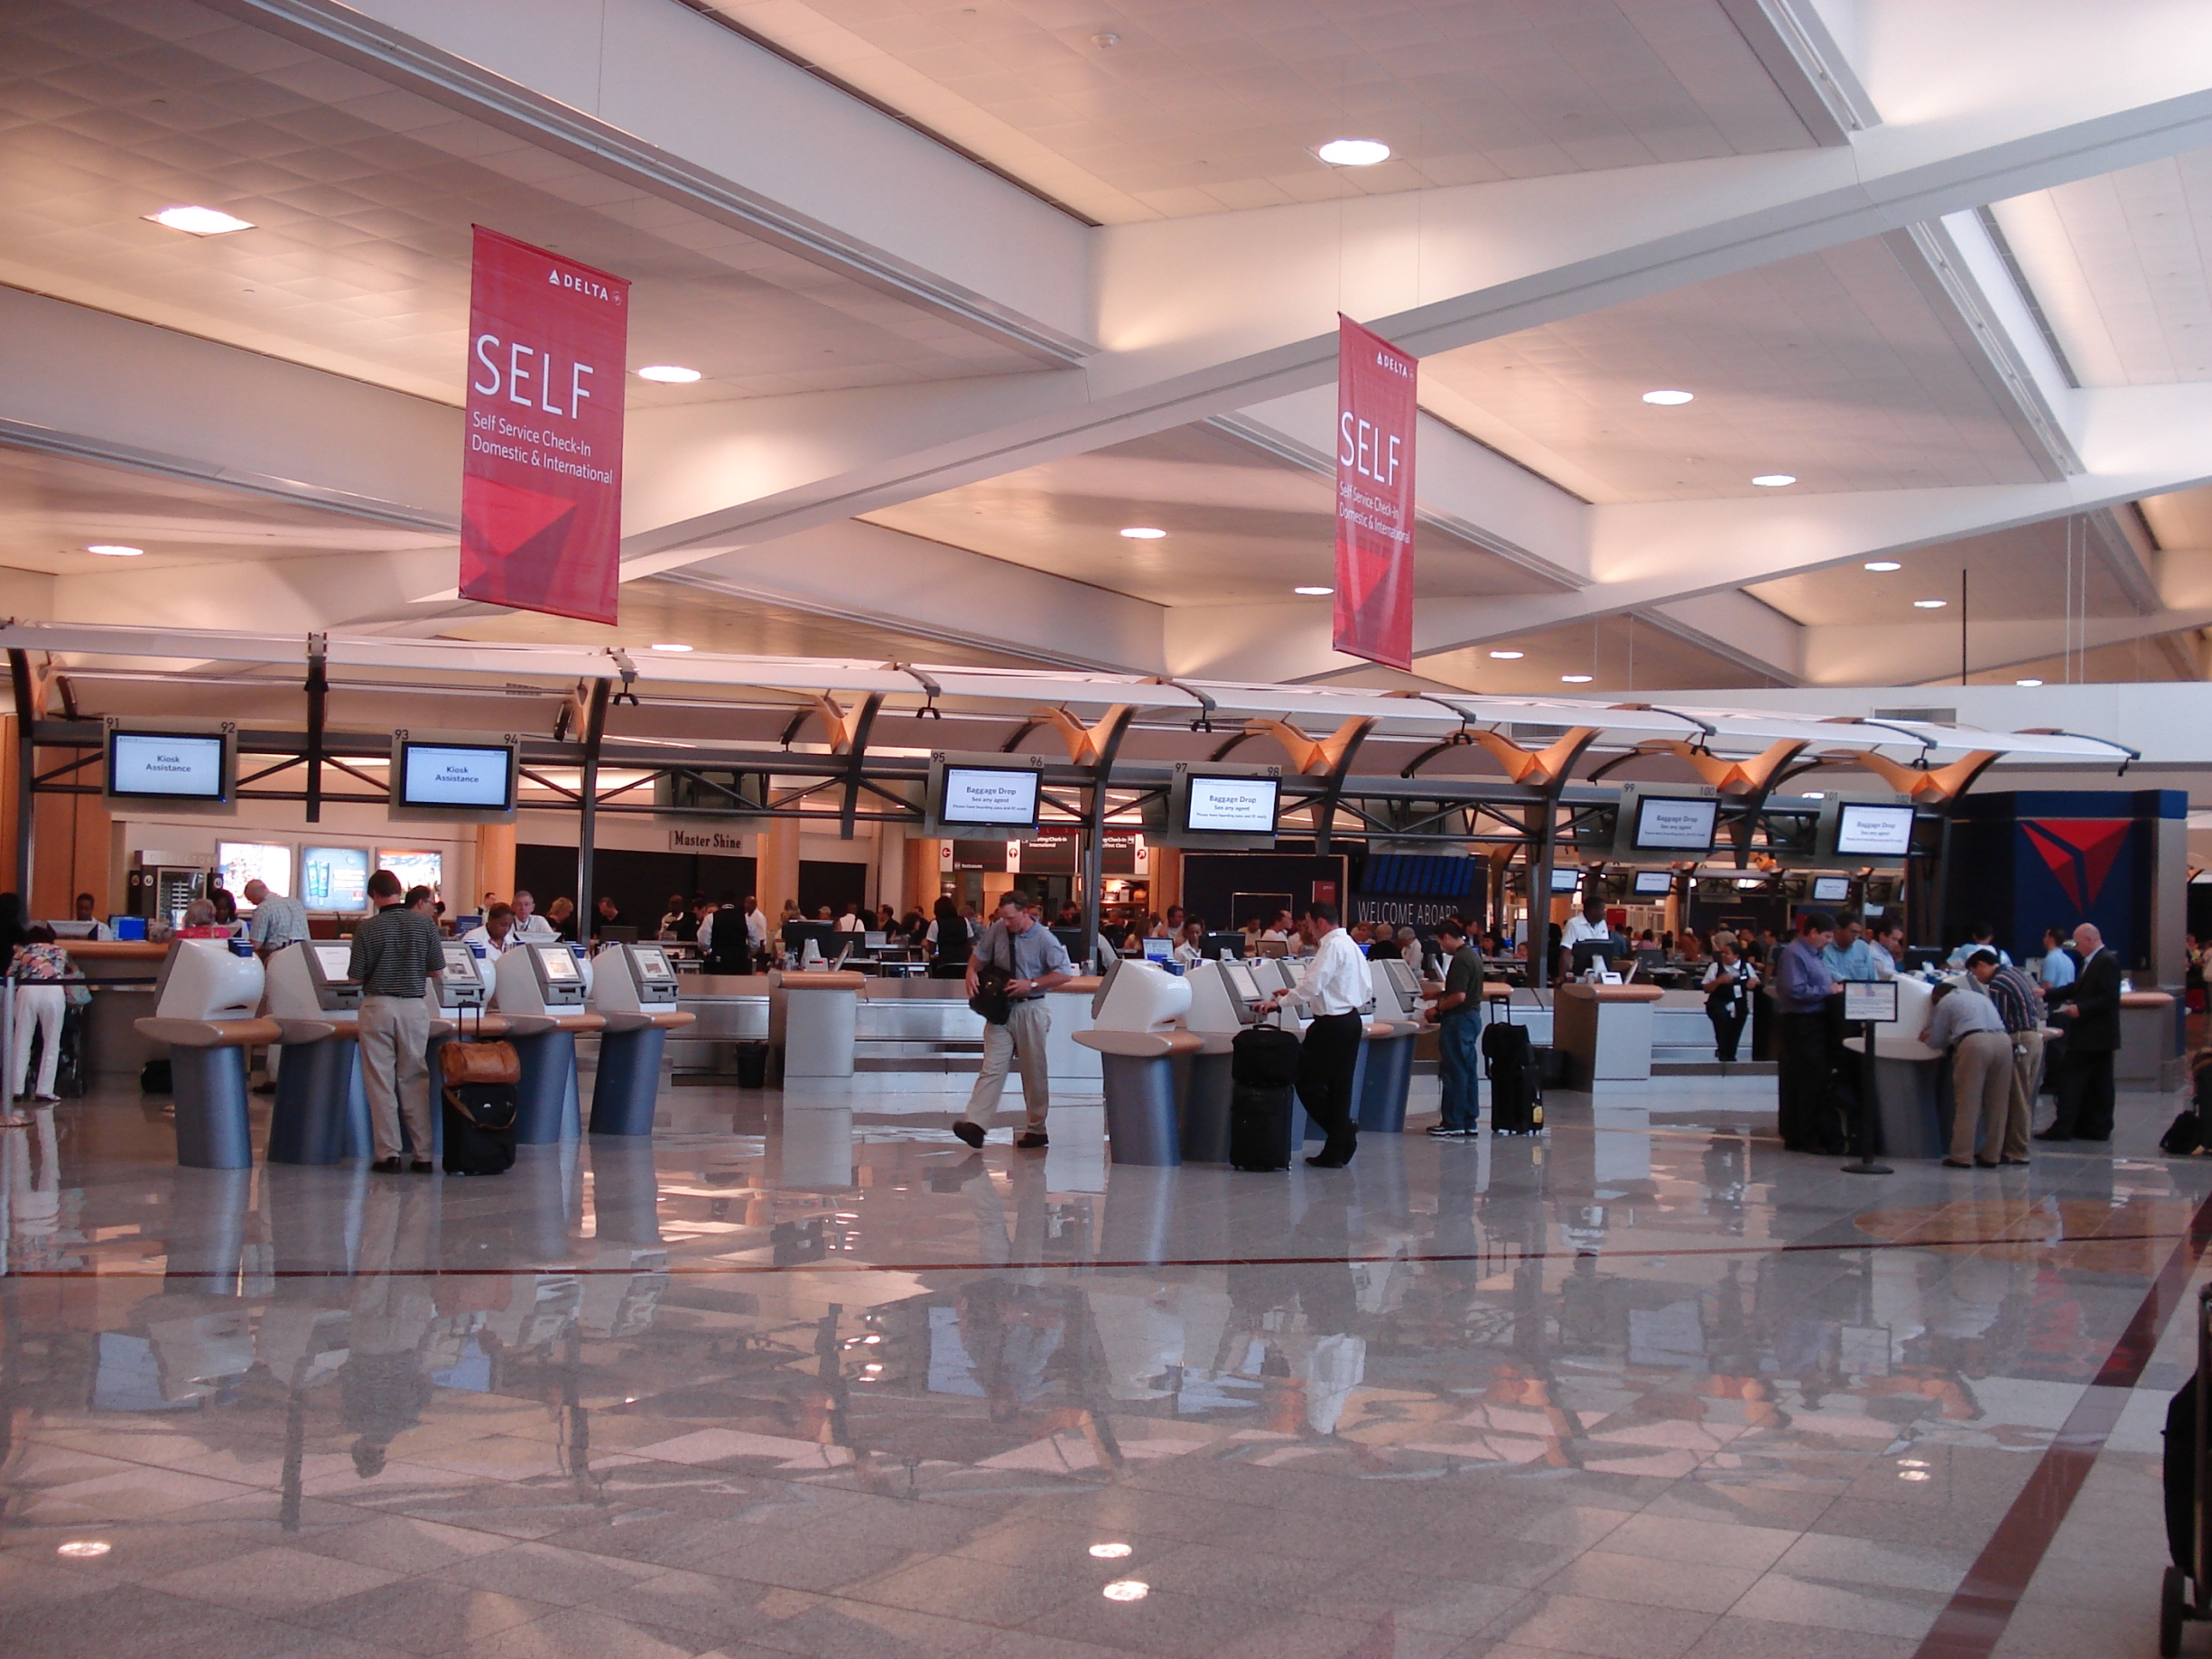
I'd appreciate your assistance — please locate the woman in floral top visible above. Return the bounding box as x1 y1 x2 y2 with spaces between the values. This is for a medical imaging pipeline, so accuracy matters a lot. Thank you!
10 925 78 1109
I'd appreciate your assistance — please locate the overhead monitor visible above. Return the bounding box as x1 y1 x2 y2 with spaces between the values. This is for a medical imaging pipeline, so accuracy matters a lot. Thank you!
937 764 1040 831
310 942 355 982
217 842 290 903
395 741 516 813
1631 870 1675 897
1550 868 1582 893
300 846 370 912
1182 774 1279 835
376 849 443 899
107 729 228 802
1632 795 1719 852
536 944 581 982
1811 874 1852 902
1836 802 1916 857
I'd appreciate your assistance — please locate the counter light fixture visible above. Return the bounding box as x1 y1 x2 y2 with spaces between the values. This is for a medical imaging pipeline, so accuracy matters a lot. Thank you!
1293 584 1334 595
1119 527 1166 539
1750 474 1797 488
1561 674 1594 683
2016 677 2044 686
1316 138 1389 166
87 545 144 556
1913 599 1947 609
1864 560 1901 572
147 205 253 236
1489 649 1523 659
649 642 693 652
637 365 702 383
1641 389 1694 405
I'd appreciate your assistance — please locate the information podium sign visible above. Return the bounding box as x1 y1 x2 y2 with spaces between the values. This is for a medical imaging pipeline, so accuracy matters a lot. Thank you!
1842 980 1898 1024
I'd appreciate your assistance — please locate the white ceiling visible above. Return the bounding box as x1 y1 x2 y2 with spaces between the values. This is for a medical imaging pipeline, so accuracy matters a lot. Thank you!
859 422 1569 606
1748 517 2146 627
2145 484 2212 549
1419 233 2053 502
1990 145 2212 387
0 0 1045 405
710 0 1821 224
1407 611 1773 695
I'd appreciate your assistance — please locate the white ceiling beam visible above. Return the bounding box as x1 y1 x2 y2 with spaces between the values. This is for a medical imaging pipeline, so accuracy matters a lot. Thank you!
1643 592 1808 685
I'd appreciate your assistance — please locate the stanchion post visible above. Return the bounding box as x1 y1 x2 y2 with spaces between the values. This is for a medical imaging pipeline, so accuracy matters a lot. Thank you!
1842 984 1893 1175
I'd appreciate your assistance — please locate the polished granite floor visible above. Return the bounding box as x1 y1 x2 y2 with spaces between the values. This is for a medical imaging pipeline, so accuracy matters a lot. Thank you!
2 1071 2207 1659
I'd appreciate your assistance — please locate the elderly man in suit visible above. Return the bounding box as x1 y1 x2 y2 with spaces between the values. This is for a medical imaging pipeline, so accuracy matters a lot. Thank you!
2037 923 2122 1142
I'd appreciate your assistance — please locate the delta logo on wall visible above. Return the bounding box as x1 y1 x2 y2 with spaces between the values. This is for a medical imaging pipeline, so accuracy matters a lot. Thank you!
2019 818 2133 917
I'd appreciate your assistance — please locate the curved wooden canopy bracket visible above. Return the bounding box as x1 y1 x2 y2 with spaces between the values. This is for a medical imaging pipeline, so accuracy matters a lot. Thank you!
1033 704 1135 768
1642 738 1809 797
805 693 871 755
1468 726 1601 788
1845 750 2001 804
1242 715 1374 776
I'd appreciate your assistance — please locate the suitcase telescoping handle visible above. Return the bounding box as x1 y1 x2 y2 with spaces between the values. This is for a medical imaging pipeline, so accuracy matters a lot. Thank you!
2198 1284 2211 1596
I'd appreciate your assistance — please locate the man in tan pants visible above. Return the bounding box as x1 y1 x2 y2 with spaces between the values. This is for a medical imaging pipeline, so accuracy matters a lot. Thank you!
1922 981 2012 1168
952 894 1073 1151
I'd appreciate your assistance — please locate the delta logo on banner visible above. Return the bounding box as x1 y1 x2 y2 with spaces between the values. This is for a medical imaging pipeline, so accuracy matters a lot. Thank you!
460 226 629 626
1334 315 1417 670
2021 818 2132 911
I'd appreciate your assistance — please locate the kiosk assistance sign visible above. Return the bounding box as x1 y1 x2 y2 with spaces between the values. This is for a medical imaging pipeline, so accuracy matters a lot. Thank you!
460 227 630 625
1334 315 1417 670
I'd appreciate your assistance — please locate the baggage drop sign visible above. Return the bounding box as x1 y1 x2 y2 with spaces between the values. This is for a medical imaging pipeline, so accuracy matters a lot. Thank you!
459 226 629 625
1333 315 1417 671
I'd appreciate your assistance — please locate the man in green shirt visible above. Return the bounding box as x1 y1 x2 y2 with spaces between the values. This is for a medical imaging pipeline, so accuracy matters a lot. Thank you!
1427 919 1485 1139
349 868 445 1173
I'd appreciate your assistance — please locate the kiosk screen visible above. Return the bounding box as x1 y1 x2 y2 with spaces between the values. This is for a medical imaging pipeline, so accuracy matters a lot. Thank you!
1184 775 1278 834
440 943 478 979
108 730 227 800
311 943 355 982
938 765 1039 829
1836 802 1915 856
632 946 674 979
538 946 581 983
1633 795 1719 851
1218 960 1262 1002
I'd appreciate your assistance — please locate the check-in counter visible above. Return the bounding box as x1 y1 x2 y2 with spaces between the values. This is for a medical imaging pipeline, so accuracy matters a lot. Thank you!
2118 989 2181 1087
1840 974 1945 1160
668 974 770 1076
773 969 868 1079
1552 982 1667 1086
495 942 602 1142
854 978 986 1074
1045 976 1102 1086
60 939 171 1079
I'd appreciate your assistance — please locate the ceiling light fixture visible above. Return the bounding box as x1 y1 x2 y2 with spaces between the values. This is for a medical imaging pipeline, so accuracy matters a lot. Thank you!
1641 389 1693 405
1864 560 1901 572
1751 474 1797 488
1561 674 1594 684
1913 599 1947 609
1119 527 1166 540
86 545 144 557
649 642 693 653
1316 138 1390 166
147 205 253 236
636 365 702 383
1489 649 1524 659
1293 584 1334 596
2016 677 2044 686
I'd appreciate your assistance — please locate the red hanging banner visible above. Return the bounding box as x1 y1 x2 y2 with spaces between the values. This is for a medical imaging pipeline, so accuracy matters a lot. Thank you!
460 226 630 625
1333 315 1417 671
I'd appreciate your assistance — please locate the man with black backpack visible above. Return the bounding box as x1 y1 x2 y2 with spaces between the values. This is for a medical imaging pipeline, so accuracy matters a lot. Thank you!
953 893 1073 1151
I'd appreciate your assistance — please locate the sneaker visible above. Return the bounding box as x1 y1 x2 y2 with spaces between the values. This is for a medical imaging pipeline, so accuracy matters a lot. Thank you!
1426 1123 1472 1139
951 1121 985 1149
1014 1131 1048 1150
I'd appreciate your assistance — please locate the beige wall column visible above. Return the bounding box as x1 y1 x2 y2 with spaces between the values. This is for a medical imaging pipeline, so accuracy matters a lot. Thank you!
1148 844 1182 916
759 816 800 919
905 836 945 915
33 763 109 918
476 820 516 909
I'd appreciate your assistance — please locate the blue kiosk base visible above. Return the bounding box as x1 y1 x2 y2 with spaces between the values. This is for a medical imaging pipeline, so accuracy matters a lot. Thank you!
513 1029 581 1144
1101 1052 1181 1166
1357 1030 1417 1132
1176 1049 1233 1163
589 1025 668 1136
171 1047 256 1170
266 1039 370 1165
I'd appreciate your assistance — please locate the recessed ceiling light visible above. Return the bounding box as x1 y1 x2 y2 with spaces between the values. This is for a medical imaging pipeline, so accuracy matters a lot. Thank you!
1316 138 1390 166
1561 674 1594 684
1751 474 1797 488
1641 389 1693 405
636 365 702 383
1089 1542 1133 1559
86 545 144 557
1489 649 1524 659
2016 677 2044 686
1913 599 1947 609
147 205 253 236
1120 527 1166 539
1101 1580 1150 1602
1293 584 1334 595
649 642 693 653
1864 560 1901 572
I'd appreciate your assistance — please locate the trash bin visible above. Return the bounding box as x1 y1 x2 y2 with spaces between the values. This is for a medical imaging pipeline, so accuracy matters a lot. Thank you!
736 1041 769 1088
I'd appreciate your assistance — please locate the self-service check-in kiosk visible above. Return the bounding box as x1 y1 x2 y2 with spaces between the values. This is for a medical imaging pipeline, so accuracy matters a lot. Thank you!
1359 957 1423 1133
1072 959 1197 1165
134 939 277 1169
494 941 604 1144
586 941 697 1135
1180 957 1264 1161
263 940 372 1165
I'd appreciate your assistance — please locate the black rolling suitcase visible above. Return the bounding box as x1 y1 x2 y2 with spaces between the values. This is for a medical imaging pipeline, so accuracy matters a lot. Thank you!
2161 1286 2212 1654
1481 1016 1544 1135
1229 1025 1301 1171
439 1015 519 1177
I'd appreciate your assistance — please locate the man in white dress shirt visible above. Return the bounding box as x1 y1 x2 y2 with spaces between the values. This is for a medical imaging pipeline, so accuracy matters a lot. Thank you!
1256 902 1371 1169
508 889 557 941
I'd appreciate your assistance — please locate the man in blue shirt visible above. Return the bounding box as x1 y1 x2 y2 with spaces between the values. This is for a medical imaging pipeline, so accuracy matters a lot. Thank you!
1946 923 2011 970
2040 927 2077 990
1777 910 1842 1153
1820 912 1877 982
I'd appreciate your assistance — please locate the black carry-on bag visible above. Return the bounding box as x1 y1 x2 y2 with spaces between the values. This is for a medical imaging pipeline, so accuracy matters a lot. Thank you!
439 1011 519 1177
1229 1024 1301 1171
2161 1283 2212 1654
1481 996 1545 1135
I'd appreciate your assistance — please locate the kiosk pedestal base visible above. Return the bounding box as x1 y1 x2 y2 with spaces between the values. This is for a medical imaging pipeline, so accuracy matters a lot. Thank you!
1101 1052 1181 1166
513 1029 581 1144
1178 1049 1233 1162
1357 1030 1417 1132
590 1025 667 1136
172 1047 254 1170
266 1039 369 1165
1297 1040 1371 1142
